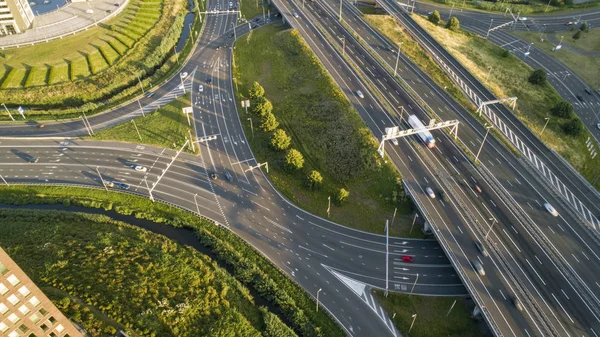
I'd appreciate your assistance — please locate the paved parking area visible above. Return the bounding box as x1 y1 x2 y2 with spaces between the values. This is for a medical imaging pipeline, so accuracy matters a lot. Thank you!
0 0 128 49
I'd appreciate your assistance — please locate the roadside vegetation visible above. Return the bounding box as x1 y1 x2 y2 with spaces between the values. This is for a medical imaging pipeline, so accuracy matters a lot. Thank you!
373 290 484 337
92 94 198 154
411 14 600 189
240 0 269 21
418 0 598 14
0 185 345 337
0 208 298 337
0 0 204 121
233 24 416 236
512 27 600 88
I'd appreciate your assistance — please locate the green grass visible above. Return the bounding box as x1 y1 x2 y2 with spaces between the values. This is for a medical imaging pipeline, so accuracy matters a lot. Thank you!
92 94 198 154
0 208 293 337
240 0 267 21
0 0 191 120
0 185 344 337
373 290 484 337
413 15 600 190
233 24 417 236
512 29 600 88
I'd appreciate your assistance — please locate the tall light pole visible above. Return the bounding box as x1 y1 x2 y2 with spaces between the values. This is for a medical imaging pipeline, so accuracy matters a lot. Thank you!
232 22 237 41
485 217 497 239
485 66 493 82
393 42 403 77
180 72 186 94
448 3 455 20
475 124 493 164
327 196 331 218
409 314 417 333
544 0 551 12
540 117 550 136
486 19 493 38
96 166 108 191
1 103 14 121
339 0 342 22
409 213 418 234
340 36 345 56
143 176 154 201
385 220 389 296
409 273 419 297
194 193 200 214
131 120 142 141
247 118 254 139
316 288 322 312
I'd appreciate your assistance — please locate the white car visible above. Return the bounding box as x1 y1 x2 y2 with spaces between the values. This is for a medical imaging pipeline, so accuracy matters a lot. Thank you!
472 260 485 276
425 187 435 199
596 123 600 130
391 138 399 146
133 165 147 172
293 12 299 18
356 90 364 99
180 72 188 78
544 202 559 217
199 85 204 92
85 9 94 14
518 17 528 21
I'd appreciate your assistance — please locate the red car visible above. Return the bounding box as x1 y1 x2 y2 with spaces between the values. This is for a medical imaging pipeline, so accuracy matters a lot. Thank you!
402 255 414 263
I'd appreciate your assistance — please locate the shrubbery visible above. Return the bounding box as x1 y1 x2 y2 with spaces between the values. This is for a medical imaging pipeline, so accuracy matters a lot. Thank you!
551 100 573 118
528 69 547 86
428 10 440 24
286 149 305 170
446 17 460 31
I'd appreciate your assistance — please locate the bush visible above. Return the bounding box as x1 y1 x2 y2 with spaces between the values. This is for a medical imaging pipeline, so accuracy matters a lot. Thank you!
446 17 460 31
285 149 304 170
501 49 511 58
306 171 323 189
551 100 573 118
528 69 547 86
573 30 582 40
580 22 589 32
428 10 440 24
335 188 349 205
562 119 583 136
253 97 273 117
271 129 291 151
261 112 279 132
249 81 265 98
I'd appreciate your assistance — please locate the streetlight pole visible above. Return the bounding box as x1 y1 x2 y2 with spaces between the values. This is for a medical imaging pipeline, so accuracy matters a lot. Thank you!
540 117 550 136
486 19 493 38
409 273 419 297
448 3 455 20
409 213 418 234
316 288 322 312
545 0 551 12
0 174 9 186
339 0 342 22
340 37 345 56
475 124 492 164
327 196 331 217
194 193 200 214
96 166 108 191
385 220 389 296
390 207 397 227
232 22 237 41
247 118 254 139
394 42 403 77
446 299 457 317
137 98 145 117
180 73 186 94
131 120 142 141
409 314 417 333
485 66 493 82
144 176 154 202
1 103 14 121
485 217 497 239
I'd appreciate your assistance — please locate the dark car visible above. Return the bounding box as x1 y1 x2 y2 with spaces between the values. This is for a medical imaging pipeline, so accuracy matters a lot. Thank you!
26 156 39 163
585 88 593 95
209 172 218 180
439 191 448 202
114 182 130 190
113 2 120 6
576 94 584 102
106 9 112 13
225 171 233 182
206 78 212 83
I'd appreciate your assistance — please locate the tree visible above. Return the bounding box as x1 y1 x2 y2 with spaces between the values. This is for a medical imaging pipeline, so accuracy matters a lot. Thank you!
562 119 583 136
306 170 323 189
249 81 265 98
428 10 440 24
260 112 279 132
285 149 304 170
336 188 350 205
253 97 273 116
271 129 291 151
446 17 460 31
501 49 511 58
528 69 547 86
551 100 573 118
573 30 582 40
580 21 589 32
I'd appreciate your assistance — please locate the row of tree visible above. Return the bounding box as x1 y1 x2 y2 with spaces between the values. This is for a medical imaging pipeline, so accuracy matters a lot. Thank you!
247 82 350 205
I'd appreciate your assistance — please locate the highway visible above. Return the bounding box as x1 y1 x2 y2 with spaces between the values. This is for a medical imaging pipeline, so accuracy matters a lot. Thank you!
267 0 600 335
411 2 600 145
0 3 468 337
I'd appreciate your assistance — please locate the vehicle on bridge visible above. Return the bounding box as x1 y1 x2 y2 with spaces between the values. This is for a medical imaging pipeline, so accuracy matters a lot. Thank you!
408 115 435 148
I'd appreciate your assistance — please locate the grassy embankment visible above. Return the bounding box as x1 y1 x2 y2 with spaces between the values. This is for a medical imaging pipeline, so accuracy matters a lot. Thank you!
0 0 204 120
240 0 269 21
0 186 345 337
92 94 198 154
0 209 298 337
233 24 416 236
512 28 600 88
417 0 598 15
373 290 485 337
411 14 600 189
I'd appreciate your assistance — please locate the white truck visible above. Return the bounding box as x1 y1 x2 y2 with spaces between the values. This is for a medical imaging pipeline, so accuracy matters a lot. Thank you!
408 115 435 148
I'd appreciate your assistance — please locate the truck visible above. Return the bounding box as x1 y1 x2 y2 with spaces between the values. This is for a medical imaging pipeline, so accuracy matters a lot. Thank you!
408 115 435 148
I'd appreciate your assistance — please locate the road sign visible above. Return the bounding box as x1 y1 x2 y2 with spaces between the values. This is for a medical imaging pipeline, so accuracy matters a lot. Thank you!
17 106 25 119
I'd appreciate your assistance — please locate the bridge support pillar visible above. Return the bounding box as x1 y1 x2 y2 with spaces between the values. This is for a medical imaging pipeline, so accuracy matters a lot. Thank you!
423 221 432 234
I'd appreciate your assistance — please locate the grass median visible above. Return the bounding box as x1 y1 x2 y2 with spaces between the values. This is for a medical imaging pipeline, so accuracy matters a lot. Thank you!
0 185 345 337
373 290 485 337
512 28 600 88
92 93 198 154
233 24 418 237
415 0 597 15
412 15 600 189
